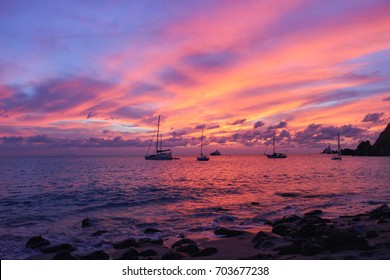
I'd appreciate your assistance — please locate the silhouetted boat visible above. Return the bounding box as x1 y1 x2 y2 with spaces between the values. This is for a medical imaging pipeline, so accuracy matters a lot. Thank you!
210 150 221 156
331 132 342 160
197 129 209 161
266 131 287 158
145 115 174 160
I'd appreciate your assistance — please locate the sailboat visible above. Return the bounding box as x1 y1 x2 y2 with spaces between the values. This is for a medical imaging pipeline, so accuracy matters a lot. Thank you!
331 132 342 160
210 150 221 156
145 115 174 160
197 129 209 161
266 131 287 158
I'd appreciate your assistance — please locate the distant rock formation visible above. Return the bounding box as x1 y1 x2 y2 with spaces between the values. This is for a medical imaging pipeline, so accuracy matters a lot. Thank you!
341 123 390 156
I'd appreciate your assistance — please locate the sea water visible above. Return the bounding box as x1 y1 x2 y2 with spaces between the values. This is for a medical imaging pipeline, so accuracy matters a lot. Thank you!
0 155 389 259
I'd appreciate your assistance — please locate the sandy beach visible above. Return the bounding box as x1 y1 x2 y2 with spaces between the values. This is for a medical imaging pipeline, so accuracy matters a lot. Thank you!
25 204 390 260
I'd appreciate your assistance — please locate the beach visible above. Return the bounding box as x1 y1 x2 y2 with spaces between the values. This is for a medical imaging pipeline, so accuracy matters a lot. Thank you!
25 204 390 260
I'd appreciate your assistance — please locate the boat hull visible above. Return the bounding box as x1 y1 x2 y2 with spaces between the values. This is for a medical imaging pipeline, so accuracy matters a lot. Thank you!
197 156 210 161
266 153 287 158
145 153 173 160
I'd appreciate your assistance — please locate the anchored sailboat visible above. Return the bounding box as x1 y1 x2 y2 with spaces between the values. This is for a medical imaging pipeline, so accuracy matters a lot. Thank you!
265 131 287 158
197 129 209 161
331 132 342 160
145 115 174 160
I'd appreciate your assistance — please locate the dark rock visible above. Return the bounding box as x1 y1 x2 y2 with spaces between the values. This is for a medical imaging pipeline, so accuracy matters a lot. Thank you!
113 238 139 249
79 250 110 260
52 251 78 260
251 202 260 206
40 243 75 254
365 230 379 239
176 244 199 255
92 230 108 237
299 216 330 226
139 249 158 257
144 228 162 234
192 247 218 257
82 218 91 228
213 207 229 212
323 230 370 252
352 217 362 222
304 210 323 216
272 223 298 236
214 227 247 237
118 248 140 260
151 239 164 245
369 204 390 219
296 224 336 238
161 252 183 260
25 235 50 249
252 231 279 248
278 238 323 256
376 218 388 224
273 215 301 226
172 239 197 248
246 253 278 260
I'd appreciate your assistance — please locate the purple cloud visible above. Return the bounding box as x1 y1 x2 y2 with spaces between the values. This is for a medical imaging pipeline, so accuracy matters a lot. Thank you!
195 124 206 129
362 112 385 123
268 121 287 130
0 76 113 118
254 121 265 129
158 67 194 86
229 118 246 125
182 50 238 70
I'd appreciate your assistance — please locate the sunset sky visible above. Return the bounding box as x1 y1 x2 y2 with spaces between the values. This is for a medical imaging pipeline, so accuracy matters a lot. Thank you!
1 0 389 155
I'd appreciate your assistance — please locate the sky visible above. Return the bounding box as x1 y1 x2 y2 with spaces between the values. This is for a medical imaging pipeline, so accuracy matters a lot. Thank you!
0 0 389 156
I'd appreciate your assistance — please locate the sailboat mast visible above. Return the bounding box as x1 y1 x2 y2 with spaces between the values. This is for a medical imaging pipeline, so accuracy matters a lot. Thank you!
156 115 160 153
273 130 276 154
201 129 204 155
338 132 341 156
160 133 163 151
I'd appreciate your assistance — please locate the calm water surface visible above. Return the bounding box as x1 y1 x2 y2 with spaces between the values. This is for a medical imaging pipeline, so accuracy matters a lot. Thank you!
0 155 389 259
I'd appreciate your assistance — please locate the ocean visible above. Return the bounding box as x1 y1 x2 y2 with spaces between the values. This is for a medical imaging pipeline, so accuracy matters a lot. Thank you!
0 155 389 259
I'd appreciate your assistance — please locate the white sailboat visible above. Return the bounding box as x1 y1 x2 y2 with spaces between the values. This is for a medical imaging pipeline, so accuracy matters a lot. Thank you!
145 115 174 160
266 130 287 158
331 132 342 160
197 129 209 161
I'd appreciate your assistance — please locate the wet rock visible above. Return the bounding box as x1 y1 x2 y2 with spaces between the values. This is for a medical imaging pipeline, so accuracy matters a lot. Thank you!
117 248 139 260
273 215 301 226
376 218 388 224
251 202 260 206
369 204 390 219
323 231 370 252
272 223 298 236
352 217 362 222
161 252 183 260
25 235 50 249
176 244 199 255
172 239 197 248
40 243 75 254
252 231 279 248
139 249 158 257
214 227 247 237
113 238 139 249
144 228 162 234
278 238 323 256
296 224 336 238
304 210 323 217
52 250 78 260
192 247 218 257
365 230 379 239
79 250 110 260
92 230 108 237
82 218 91 228
151 239 164 245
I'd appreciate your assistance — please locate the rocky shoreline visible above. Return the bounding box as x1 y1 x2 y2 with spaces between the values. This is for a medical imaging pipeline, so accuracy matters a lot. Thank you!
24 204 390 260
